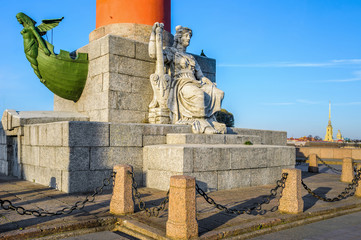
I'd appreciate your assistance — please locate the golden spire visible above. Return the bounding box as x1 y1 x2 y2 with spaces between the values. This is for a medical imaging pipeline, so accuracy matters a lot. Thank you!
324 101 333 141
328 101 331 125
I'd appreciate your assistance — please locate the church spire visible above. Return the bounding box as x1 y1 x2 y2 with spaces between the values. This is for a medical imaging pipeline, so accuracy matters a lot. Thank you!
324 101 333 141
328 101 331 125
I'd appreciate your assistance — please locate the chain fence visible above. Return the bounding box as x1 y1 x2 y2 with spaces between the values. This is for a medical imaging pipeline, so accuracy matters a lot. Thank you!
195 173 288 215
316 156 342 174
128 171 169 217
0 171 116 217
301 168 361 202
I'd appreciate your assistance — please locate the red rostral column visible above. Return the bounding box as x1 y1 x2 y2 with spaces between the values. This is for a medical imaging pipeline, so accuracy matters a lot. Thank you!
96 0 171 32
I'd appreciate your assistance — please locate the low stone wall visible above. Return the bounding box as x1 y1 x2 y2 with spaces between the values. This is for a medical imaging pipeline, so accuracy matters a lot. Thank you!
144 144 294 191
297 147 361 160
20 122 191 192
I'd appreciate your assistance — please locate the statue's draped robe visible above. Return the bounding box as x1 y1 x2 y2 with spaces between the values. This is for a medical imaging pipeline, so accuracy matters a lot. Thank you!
163 47 224 133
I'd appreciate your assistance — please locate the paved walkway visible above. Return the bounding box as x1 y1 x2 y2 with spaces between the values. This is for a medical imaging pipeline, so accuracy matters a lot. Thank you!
1 164 361 239
251 210 361 240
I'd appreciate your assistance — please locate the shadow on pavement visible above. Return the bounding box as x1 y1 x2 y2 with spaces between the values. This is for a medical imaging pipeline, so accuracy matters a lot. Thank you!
302 187 331 211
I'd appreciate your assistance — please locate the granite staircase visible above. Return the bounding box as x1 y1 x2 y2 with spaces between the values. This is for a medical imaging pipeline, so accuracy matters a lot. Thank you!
143 132 295 191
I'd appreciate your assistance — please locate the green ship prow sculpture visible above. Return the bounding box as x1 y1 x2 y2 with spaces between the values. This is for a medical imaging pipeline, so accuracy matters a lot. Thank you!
16 12 88 102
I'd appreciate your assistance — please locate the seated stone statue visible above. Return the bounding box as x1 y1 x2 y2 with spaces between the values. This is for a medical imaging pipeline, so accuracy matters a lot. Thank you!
149 23 226 134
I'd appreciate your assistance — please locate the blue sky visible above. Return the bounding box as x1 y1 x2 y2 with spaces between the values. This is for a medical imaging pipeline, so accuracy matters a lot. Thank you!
1 0 361 139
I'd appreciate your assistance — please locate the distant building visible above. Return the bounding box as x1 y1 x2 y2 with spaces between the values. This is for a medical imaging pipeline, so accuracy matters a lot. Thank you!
324 101 334 142
337 130 344 141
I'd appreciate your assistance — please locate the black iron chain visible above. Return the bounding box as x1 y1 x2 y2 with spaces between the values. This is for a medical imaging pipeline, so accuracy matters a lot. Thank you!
195 173 288 215
0 171 116 217
128 171 169 217
301 168 361 202
316 156 342 174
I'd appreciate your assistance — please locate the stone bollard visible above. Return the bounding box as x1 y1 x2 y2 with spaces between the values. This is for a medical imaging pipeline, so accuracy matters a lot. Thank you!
166 175 198 239
110 164 134 215
308 153 319 173
278 168 304 214
355 164 361 197
341 158 354 183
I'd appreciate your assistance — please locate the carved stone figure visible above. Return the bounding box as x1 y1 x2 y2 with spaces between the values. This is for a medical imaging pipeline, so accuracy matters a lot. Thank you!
149 23 226 134
16 12 88 102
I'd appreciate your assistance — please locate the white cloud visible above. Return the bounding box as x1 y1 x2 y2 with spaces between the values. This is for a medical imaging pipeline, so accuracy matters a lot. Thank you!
296 99 321 104
261 102 294 106
320 70 361 83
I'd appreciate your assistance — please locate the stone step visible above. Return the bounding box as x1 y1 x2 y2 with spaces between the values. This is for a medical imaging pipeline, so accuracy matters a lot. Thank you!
166 133 262 145
143 143 295 191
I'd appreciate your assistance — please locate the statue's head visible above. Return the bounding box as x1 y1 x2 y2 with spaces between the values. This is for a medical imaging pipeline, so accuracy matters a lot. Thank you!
16 12 36 26
173 25 192 48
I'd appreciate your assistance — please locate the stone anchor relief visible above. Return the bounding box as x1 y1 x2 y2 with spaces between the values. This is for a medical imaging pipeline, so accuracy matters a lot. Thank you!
148 23 226 134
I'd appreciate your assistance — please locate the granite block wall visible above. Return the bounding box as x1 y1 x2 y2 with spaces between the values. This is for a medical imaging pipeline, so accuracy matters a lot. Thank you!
20 121 192 193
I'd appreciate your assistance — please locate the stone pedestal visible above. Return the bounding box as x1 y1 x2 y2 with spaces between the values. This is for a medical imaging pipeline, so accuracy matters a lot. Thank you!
279 168 303 214
110 165 134 215
308 153 319 173
341 158 354 183
166 175 198 239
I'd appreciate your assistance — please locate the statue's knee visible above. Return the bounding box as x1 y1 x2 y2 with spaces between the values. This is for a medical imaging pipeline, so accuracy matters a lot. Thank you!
214 88 224 99
182 84 204 99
